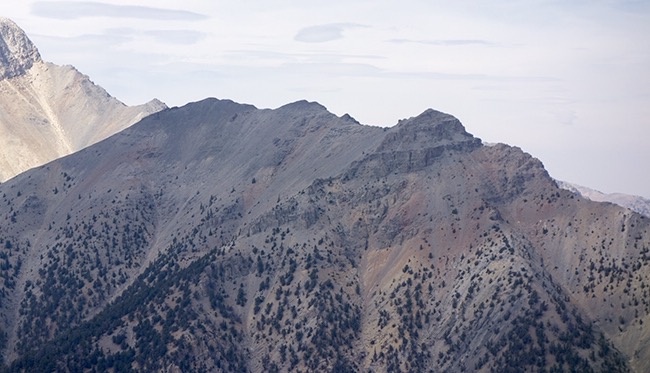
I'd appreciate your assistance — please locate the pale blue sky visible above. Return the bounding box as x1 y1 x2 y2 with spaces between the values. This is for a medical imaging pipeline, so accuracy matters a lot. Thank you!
3 0 650 197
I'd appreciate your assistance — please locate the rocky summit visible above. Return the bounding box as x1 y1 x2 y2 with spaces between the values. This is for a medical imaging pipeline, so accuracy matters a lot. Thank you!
0 18 41 80
0 98 648 372
0 18 166 183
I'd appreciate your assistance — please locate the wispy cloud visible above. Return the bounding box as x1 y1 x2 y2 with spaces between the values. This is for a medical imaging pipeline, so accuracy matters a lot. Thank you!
105 28 206 45
31 1 208 21
34 29 205 51
277 62 381 76
383 70 559 84
389 38 497 47
144 30 206 45
222 49 384 65
33 33 132 48
295 23 367 43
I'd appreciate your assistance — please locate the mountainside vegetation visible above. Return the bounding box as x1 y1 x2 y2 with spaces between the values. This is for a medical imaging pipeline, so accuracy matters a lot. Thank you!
0 98 647 372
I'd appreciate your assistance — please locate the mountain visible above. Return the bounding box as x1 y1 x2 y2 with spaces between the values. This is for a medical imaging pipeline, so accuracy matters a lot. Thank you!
0 17 166 182
557 180 650 218
0 98 647 372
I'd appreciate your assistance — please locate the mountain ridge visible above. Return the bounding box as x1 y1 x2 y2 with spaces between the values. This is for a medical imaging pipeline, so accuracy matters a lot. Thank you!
0 97 647 372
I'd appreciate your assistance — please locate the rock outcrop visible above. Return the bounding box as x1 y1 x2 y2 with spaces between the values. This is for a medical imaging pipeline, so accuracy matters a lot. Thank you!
0 18 41 80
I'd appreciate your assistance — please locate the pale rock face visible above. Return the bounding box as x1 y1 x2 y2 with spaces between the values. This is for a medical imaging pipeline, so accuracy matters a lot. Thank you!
0 18 166 182
0 18 41 80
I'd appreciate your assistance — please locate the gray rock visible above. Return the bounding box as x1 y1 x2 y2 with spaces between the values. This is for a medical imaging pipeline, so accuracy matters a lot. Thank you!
0 18 41 80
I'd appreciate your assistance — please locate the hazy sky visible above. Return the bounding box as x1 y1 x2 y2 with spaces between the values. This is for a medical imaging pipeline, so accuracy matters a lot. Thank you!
3 0 649 197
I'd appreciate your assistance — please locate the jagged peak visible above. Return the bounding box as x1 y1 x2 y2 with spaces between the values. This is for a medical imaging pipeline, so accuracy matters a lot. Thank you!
173 97 254 110
396 108 463 131
378 108 479 152
396 108 473 140
403 108 457 122
143 98 168 111
278 100 328 112
340 113 360 124
0 18 41 80
155 97 256 123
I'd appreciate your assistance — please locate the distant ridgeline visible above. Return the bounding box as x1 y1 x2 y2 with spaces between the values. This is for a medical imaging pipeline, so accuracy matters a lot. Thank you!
0 17 166 183
557 180 650 218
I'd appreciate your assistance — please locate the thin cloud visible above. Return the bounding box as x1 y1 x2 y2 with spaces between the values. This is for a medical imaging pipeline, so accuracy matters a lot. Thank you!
389 38 497 47
222 50 384 64
377 69 558 83
214 60 556 83
33 33 132 48
295 23 367 43
278 62 381 76
553 109 577 126
144 30 206 45
105 28 206 45
31 1 208 21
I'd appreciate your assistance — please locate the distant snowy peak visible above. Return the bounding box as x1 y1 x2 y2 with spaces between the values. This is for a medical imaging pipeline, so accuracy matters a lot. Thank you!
0 17 41 80
557 180 650 217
